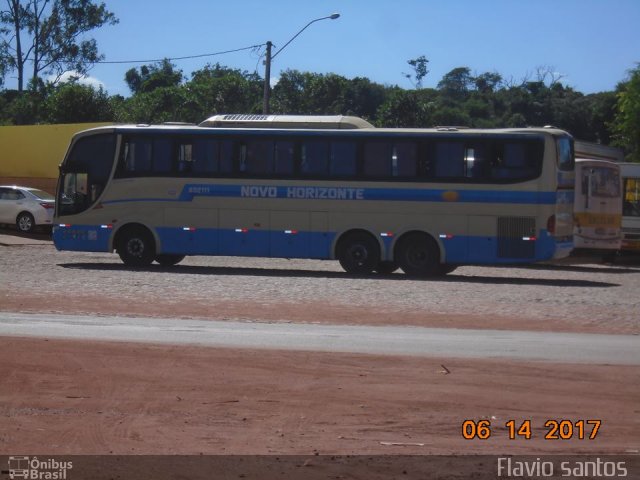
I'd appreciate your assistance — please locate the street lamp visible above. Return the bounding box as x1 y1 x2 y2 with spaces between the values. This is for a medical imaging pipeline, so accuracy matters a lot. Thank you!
263 13 340 114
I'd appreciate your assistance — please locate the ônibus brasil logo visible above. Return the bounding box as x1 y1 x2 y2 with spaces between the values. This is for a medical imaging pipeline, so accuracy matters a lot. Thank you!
3 457 72 479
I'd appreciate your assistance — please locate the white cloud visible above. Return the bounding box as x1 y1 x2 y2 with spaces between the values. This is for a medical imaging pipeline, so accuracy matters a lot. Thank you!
49 71 106 90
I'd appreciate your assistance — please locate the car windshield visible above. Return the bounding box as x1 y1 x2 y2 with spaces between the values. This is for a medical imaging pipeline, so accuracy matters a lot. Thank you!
29 189 55 201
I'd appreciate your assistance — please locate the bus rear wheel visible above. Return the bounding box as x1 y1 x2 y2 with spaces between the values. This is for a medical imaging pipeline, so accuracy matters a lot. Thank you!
117 226 156 267
337 232 380 275
155 254 185 266
396 233 440 277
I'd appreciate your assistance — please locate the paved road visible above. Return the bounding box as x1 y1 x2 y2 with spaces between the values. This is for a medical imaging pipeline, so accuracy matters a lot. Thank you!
1 312 638 365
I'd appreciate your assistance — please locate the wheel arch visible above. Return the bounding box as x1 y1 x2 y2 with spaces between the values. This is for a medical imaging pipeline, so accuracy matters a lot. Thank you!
393 229 444 263
332 228 383 260
111 222 160 253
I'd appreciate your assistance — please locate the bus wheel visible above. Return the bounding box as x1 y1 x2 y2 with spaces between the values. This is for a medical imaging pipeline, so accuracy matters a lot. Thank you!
155 254 185 266
396 233 440 277
117 226 156 267
375 261 399 274
337 232 380 274
436 264 457 275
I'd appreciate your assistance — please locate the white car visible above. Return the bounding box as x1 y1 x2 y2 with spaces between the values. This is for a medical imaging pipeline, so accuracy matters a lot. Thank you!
0 185 55 233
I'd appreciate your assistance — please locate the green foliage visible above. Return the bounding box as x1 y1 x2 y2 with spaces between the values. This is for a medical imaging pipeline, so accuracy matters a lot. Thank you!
125 59 183 95
45 82 112 123
0 0 118 91
612 65 640 162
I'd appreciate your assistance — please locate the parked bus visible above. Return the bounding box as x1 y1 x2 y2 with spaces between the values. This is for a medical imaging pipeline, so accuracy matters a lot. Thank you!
52 115 575 276
572 159 622 253
620 162 640 252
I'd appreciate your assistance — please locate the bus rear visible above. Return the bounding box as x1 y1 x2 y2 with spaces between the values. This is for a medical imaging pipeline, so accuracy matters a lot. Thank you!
573 159 622 253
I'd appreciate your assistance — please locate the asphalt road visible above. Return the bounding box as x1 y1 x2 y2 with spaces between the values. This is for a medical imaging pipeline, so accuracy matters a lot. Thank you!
1 312 638 365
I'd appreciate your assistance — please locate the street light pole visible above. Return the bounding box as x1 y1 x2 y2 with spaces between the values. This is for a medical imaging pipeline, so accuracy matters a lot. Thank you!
263 13 340 114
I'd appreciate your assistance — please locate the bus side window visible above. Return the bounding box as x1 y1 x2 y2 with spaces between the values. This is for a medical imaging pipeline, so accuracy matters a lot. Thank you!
330 141 357 177
122 137 152 174
153 138 172 174
244 140 274 175
434 142 465 178
219 140 234 174
393 142 417 177
363 142 392 177
301 141 329 176
191 139 219 175
275 141 295 176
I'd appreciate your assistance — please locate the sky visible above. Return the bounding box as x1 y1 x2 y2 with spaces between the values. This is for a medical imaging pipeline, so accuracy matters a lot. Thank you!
8 0 640 97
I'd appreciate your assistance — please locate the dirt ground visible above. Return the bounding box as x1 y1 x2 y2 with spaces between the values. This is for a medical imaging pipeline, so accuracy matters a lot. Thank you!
0 234 639 479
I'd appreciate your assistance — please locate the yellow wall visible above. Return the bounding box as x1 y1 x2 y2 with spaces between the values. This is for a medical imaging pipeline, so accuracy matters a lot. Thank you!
0 123 110 178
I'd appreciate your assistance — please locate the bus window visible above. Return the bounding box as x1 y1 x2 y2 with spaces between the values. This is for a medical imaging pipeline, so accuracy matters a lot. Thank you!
154 138 172 173
59 133 115 215
363 142 391 177
330 141 357 176
557 137 574 171
182 138 221 175
220 140 234 174
623 178 640 217
301 141 329 176
588 167 620 198
275 141 295 175
243 140 274 175
122 137 152 174
434 142 465 178
491 141 542 180
393 143 417 177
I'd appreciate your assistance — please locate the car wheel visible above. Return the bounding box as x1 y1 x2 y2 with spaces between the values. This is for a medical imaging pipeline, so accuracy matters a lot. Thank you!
155 254 185 266
117 226 156 267
16 212 35 233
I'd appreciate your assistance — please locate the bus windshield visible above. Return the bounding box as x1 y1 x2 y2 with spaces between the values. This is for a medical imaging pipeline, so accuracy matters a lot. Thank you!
58 133 116 216
582 166 620 198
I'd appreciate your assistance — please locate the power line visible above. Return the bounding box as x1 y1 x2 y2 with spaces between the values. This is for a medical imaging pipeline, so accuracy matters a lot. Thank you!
95 43 265 65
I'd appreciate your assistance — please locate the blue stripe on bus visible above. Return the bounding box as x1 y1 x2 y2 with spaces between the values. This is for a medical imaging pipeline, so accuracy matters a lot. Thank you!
53 225 560 264
101 184 561 205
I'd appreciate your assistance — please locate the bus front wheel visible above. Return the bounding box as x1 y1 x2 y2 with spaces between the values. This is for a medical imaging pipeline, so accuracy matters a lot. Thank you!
116 226 156 267
396 233 440 277
337 232 380 275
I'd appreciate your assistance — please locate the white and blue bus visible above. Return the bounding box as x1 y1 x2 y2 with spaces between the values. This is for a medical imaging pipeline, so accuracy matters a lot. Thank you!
53 115 575 276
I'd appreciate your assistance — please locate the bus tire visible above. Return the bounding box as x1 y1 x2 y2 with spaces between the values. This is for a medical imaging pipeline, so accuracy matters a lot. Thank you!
437 264 458 275
116 225 156 267
375 261 399 274
396 232 440 277
337 231 380 274
155 254 185 266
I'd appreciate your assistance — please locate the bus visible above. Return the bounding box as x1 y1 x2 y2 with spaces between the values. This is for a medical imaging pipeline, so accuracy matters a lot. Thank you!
573 159 622 253
620 162 640 253
52 115 575 276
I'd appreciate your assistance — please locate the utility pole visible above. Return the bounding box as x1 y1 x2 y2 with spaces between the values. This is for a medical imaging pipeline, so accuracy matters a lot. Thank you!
262 14 340 115
262 41 273 115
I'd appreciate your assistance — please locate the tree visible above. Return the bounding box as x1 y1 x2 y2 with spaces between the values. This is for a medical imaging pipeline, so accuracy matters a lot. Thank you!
403 55 429 89
0 0 118 91
612 65 640 162
125 59 183 95
437 67 474 99
44 81 112 122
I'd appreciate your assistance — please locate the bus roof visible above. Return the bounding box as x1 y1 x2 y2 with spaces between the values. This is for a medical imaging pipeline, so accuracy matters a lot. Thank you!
198 114 375 130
